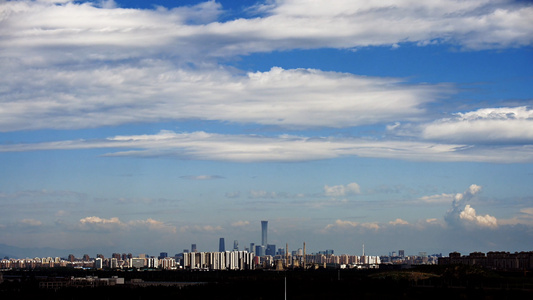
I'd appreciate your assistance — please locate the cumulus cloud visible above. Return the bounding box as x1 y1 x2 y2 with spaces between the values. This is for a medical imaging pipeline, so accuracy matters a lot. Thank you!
231 220 250 227
131 218 177 233
459 204 498 228
421 107 533 144
444 184 499 228
323 219 379 231
19 218 43 226
78 216 176 232
324 182 361 197
80 216 121 225
389 218 409 226
3 130 533 163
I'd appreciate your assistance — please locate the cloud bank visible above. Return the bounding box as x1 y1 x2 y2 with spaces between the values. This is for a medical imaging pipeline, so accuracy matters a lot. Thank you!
2 130 533 163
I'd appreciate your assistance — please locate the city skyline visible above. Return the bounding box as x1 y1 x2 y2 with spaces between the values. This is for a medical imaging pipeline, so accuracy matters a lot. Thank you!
1 0 533 257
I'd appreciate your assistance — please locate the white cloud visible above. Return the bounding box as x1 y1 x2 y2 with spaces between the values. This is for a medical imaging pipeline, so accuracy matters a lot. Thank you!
418 193 455 204
231 220 250 227
80 216 121 225
459 204 498 228
324 219 359 230
323 219 379 231
445 184 484 226
130 218 177 233
55 210 68 217
1 1 531 137
324 182 361 197
249 190 278 199
421 107 533 143
389 218 409 226
2 1 530 68
1 1 530 63
78 216 176 232
3 130 533 163
0 65 444 131
497 207 533 226
19 218 42 226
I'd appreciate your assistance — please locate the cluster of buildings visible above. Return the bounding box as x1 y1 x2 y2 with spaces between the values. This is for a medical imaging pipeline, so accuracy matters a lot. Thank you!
39 276 124 289
438 251 533 270
7 221 527 272
182 251 255 270
380 251 441 266
0 251 384 271
0 255 178 271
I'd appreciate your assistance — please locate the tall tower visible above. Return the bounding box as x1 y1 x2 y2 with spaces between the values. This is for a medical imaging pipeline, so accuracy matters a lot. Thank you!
285 243 289 267
261 220 268 246
219 238 225 252
303 242 306 269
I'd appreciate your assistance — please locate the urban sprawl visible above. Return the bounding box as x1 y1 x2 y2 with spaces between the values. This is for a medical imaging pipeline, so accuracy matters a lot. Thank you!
1 221 532 272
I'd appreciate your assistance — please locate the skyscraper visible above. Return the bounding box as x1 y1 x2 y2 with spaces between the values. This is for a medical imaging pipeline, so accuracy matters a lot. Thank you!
233 240 239 251
219 238 225 252
261 220 268 246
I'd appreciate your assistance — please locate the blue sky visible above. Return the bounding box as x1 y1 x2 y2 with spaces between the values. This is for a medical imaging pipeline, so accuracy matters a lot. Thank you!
0 0 532 258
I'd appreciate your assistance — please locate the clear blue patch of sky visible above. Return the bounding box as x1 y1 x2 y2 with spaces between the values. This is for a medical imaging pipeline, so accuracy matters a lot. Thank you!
229 44 533 107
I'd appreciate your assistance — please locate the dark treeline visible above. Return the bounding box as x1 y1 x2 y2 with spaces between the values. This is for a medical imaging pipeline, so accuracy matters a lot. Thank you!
2 265 533 299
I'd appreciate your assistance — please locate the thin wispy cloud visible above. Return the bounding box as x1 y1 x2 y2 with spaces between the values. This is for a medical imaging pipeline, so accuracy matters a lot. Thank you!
2 130 532 163
180 175 225 180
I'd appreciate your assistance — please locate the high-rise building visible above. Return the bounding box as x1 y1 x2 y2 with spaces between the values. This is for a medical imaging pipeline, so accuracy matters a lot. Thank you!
95 258 103 269
191 244 197 253
266 244 276 256
261 220 268 246
219 238 225 252
233 240 239 251
255 245 265 257
399 250 405 257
